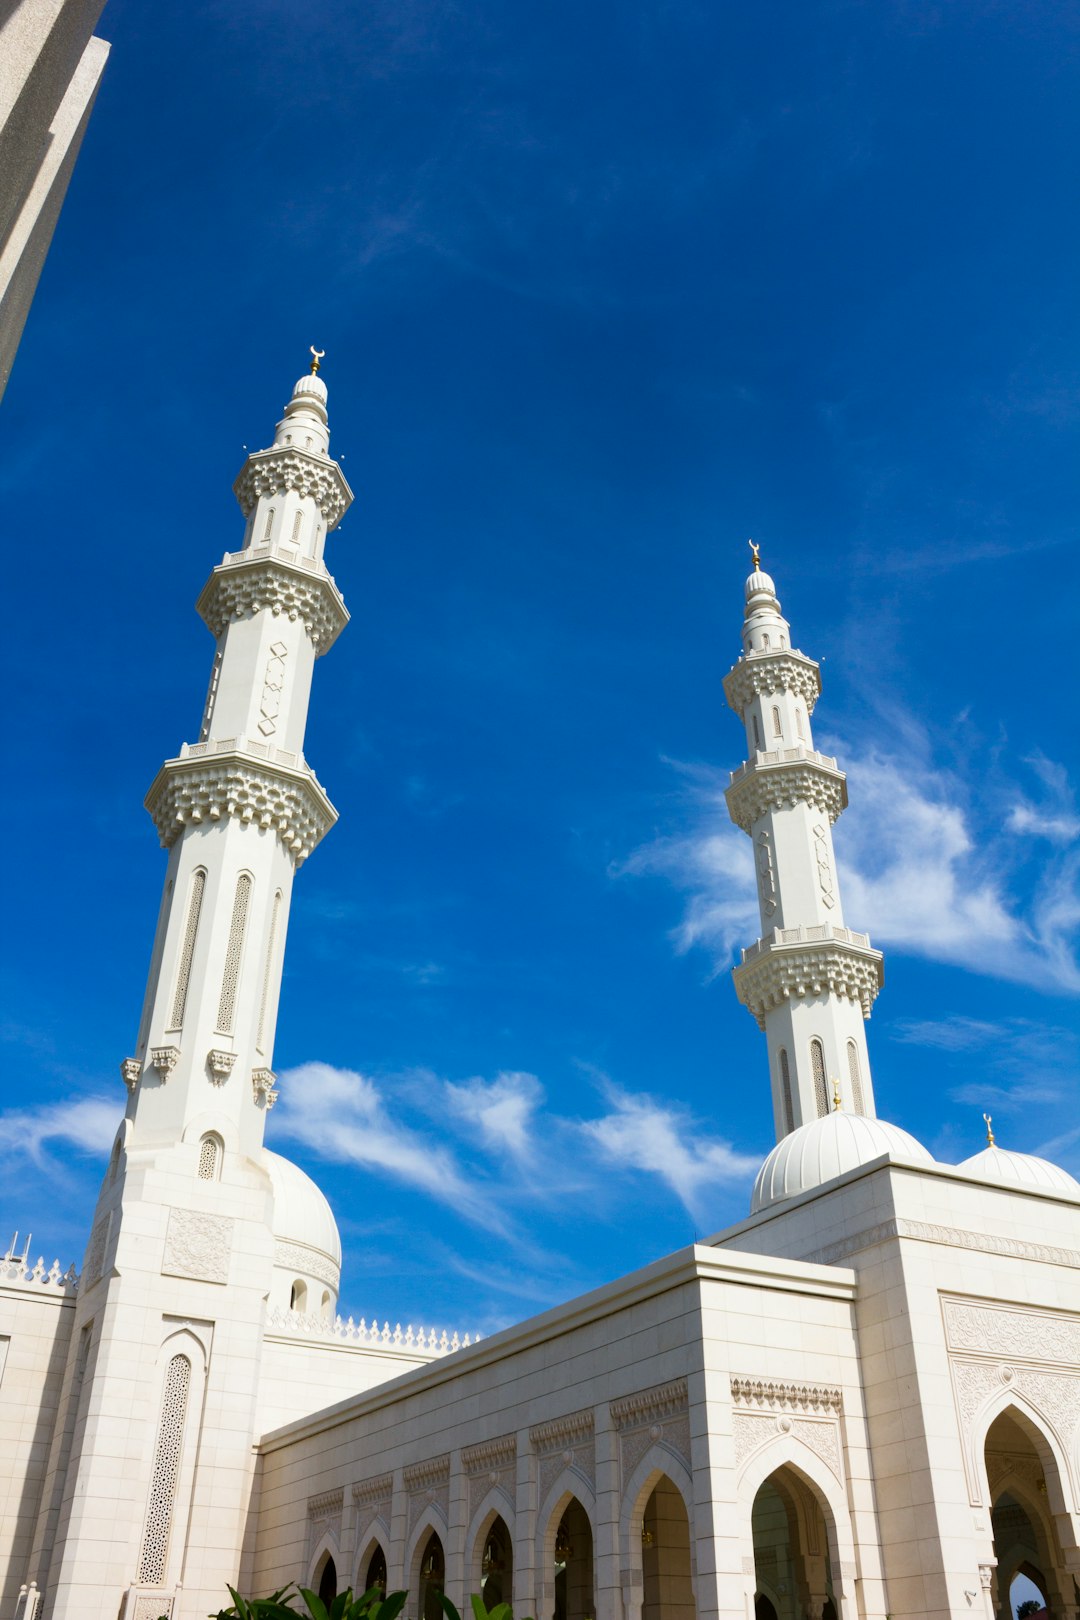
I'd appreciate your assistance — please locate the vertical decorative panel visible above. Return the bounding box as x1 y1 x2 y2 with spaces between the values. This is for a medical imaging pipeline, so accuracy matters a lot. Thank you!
217 874 252 1034
170 870 206 1030
138 1354 191 1585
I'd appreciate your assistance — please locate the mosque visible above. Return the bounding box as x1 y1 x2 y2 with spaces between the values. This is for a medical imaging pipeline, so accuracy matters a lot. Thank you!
1 361 1078 1620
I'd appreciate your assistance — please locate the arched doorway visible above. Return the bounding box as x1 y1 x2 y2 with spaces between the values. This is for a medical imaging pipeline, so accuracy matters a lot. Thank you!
480 1515 513 1608
554 1498 593 1620
364 1544 387 1597
419 1531 445 1620
751 1469 836 1620
985 1408 1076 1620
641 1475 694 1620
316 1555 337 1606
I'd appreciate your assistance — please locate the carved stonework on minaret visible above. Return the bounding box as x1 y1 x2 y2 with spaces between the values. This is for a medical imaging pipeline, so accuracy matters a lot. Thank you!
724 552 882 1135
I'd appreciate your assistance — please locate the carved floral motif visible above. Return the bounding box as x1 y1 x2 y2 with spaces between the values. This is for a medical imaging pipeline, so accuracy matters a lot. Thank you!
161 1208 232 1284
274 1239 340 1287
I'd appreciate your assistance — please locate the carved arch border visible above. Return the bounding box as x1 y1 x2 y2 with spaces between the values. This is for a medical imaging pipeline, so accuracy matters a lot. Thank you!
617 1445 698 1620
534 1469 598 1620
405 1503 450 1605
736 1438 858 1609
308 1535 341 1593
355 1529 391 1596
965 1384 1078 1516
465 1488 517 1599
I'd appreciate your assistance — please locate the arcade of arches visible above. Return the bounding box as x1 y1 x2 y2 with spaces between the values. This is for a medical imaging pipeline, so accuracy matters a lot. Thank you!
984 1409 1080 1620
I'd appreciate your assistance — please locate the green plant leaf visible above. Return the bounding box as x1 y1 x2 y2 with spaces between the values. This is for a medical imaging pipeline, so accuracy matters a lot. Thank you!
375 1594 408 1620
299 1589 330 1620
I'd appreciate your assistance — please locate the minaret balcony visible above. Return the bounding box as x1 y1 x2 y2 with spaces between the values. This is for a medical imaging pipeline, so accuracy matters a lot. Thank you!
197 547 349 656
733 925 884 1029
145 740 337 866
233 444 353 532
726 745 847 832
723 648 821 717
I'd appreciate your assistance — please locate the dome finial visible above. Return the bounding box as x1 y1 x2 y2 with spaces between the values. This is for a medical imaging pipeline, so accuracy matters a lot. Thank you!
832 1077 843 1111
748 537 760 570
309 345 325 375
983 1111 995 1146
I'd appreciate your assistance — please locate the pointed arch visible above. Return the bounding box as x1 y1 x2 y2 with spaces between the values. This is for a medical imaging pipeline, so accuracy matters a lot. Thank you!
466 1489 517 1597
617 1447 697 1620
309 1542 340 1596
356 1531 390 1595
737 1441 857 1606
971 1392 1078 1515
405 1507 449 1603
535 1475 596 1620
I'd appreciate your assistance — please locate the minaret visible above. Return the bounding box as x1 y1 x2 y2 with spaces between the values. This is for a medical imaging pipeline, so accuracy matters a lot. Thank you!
27 355 353 1620
723 546 883 1141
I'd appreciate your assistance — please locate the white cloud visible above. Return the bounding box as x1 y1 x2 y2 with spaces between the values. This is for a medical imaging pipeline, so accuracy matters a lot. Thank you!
443 1071 544 1159
582 1082 760 1220
0 1095 119 1166
619 744 1080 997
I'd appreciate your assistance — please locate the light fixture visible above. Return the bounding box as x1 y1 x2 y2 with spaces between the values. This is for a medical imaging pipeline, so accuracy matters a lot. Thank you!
641 1527 655 1549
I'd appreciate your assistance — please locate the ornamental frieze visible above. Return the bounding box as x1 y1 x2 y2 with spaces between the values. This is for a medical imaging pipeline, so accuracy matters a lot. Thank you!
723 650 822 716
726 751 847 833
233 447 352 532
145 747 336 867
197 550 349 655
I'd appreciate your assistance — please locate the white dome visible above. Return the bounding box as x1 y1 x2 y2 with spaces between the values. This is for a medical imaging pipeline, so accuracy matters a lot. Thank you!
957 1144 1080 1196
745 567 777 602
291 371 328 405
752 1111 934 1212
264 1149 342 1266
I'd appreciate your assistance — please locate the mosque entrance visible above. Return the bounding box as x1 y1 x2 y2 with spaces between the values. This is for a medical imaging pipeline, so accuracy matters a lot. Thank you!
641 1475 695 1620
554 1498 594 1620
751 1470 837 1620
985 1408 1080 1620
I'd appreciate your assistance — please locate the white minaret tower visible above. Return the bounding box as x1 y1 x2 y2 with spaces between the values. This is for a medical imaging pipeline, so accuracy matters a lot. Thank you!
27 354 353 1620
723 545 884 1141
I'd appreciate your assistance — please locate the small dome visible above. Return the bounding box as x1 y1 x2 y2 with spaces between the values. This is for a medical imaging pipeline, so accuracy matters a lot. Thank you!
752 1111 934 1212
292 371 328 404
957 1145 1080 1196
264 1148 342 1265
745 567 777 602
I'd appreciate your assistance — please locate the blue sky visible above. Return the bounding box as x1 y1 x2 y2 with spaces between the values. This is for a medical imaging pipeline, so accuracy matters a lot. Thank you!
1 0 1079 1335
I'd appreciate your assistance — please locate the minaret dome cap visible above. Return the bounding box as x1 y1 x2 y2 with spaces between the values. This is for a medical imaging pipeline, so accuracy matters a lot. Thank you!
291 371 328 406
745 566 777 602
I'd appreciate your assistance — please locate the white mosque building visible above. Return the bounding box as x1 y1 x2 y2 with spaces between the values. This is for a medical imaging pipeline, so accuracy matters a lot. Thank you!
2 362 1079 1620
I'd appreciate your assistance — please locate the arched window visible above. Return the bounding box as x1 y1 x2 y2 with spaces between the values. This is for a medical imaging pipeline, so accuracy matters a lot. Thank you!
138 1353 192 1585
262 508 275 544
321 1289 332 1320
109 1134 123 1181
847 1041 865 1115
197 1133 222 1182
796 707 805 740
170 869 206 1030
752 714 763 749
762 634 770 648
480 1515 513 1609
772 705 782 737
217 873 252 1035
290 509 303 544
290 1280 307 1312
778 1050 795 1136
810 1038 828 1118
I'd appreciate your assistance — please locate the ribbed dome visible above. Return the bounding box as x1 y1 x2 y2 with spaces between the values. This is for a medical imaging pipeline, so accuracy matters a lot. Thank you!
957 1145 1080 1196
745 567 777 602
752 1111 934 1212
264 1149 342 1265
291 371 328 404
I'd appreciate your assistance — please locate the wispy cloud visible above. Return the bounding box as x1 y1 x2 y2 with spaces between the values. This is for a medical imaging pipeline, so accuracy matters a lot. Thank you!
443 1070 543 1159
581 1076 759 1222
0 1095 118 1167
617 741 1080 997
890 1013 1078 1115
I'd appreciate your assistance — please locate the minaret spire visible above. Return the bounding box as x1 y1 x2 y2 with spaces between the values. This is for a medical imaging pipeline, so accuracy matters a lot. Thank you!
123 356 354 1151
723 551 884 1141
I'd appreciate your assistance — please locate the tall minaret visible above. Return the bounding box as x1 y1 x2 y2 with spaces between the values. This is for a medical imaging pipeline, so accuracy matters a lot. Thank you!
723 546 884 1141
27 356 353 1620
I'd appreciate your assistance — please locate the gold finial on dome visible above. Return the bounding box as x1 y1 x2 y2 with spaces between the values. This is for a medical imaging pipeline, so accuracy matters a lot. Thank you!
983 1111 995 1146
832 1078 843 1111
309 345 325 375
749 538 761 570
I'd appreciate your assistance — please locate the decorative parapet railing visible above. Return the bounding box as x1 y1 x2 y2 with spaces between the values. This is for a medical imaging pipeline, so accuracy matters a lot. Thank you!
145 742 336 866
740 923 871 962
726 745 847 832
0 1255 78 1294
197 547 349 655
264 1306 480 1354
